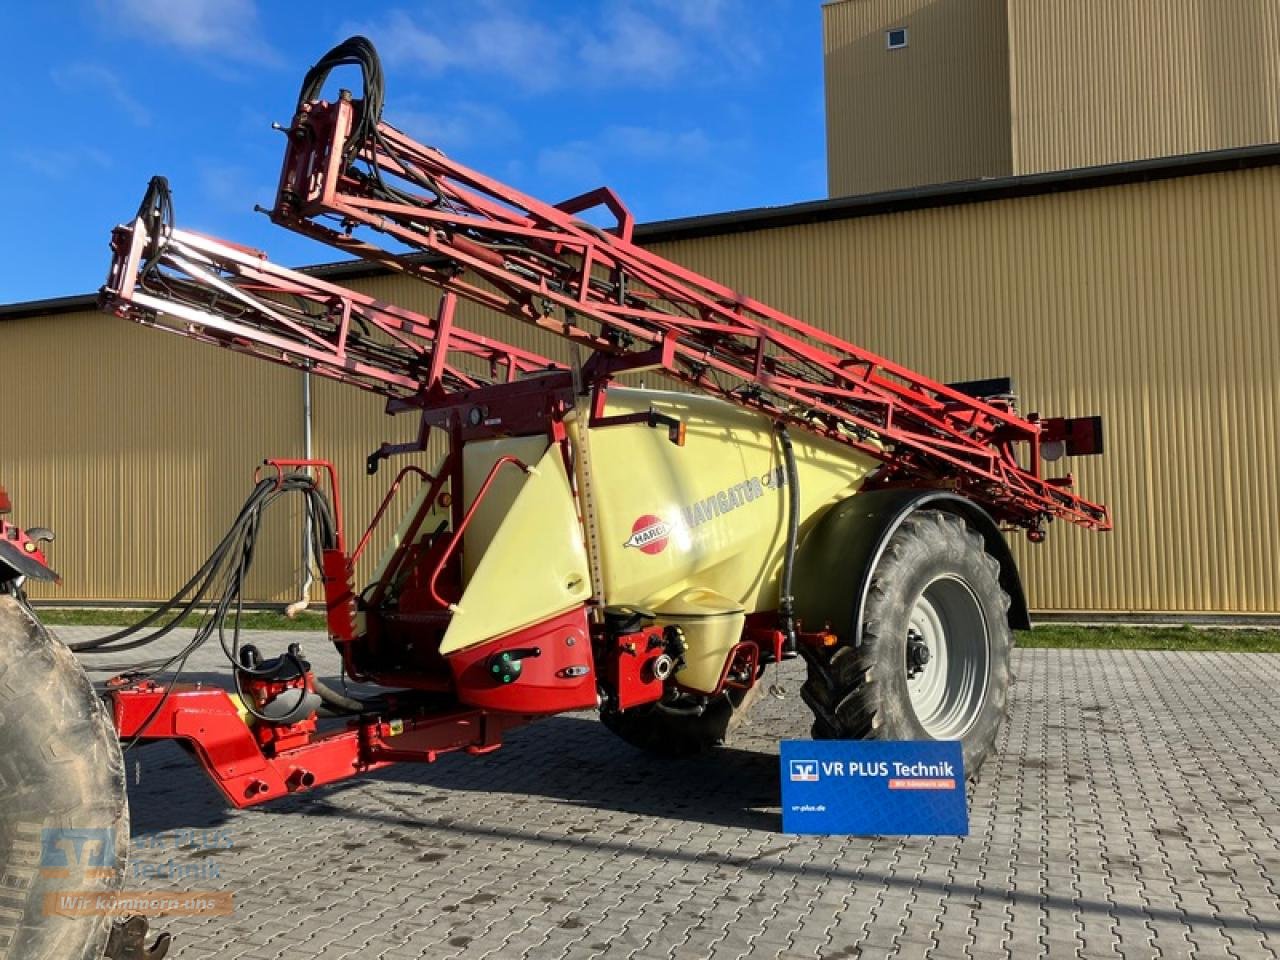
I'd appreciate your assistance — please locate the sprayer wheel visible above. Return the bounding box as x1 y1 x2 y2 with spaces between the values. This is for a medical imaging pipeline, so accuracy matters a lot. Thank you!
800 510 1012 777
0 594 129 960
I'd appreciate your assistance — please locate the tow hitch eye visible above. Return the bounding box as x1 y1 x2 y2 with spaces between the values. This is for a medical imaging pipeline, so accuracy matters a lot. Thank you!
104 915 171 959
906 630 931 679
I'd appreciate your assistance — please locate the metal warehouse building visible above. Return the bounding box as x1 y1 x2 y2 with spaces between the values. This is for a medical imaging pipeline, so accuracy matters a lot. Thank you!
2 0 1278 619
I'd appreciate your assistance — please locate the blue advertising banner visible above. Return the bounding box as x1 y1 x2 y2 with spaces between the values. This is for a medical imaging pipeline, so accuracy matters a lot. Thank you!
780 740 968 836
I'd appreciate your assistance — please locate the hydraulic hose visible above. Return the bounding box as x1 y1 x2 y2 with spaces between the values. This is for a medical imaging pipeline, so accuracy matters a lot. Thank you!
312 677 384 715
297 36 384 158
286 371 316 619
69 474 339 749
70 475 336 658
775 422 800 657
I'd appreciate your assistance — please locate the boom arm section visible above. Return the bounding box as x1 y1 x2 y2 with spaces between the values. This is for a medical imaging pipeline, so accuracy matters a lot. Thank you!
100 178 563 401
264 39 1109 535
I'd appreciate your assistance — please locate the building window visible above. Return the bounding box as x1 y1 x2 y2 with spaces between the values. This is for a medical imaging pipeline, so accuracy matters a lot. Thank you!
886 27 908 50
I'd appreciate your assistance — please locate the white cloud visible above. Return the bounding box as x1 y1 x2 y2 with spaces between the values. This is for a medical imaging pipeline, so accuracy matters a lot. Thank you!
347 1 761 93
536 142 605 187
345 7 566 94
531 121 752 220
537 124 715 186
51 64 150 126
578 7 688 84
196 161 272 213
104 0 280 65
392 102 517 152
649 0 733 29
604 125 713 159
11 147 111 180
349 10 461 72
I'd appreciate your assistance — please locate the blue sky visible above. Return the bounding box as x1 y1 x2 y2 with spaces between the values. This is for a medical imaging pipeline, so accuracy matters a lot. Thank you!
1 1 828 305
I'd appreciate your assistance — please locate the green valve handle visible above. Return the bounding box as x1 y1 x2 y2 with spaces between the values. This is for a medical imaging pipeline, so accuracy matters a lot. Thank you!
487 647 541 684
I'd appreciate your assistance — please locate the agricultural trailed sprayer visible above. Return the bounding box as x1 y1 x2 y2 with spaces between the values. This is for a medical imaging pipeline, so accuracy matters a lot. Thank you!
0 38 1108 959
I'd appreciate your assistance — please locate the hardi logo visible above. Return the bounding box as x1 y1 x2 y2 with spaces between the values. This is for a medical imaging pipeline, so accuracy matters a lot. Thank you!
623 515 671 554
789 760 820 782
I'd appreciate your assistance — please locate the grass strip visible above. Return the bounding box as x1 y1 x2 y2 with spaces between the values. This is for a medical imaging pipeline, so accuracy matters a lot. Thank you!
36 609 1280 652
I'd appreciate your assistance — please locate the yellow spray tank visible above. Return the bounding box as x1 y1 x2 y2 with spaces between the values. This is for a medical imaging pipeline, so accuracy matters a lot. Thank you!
438 386 879 694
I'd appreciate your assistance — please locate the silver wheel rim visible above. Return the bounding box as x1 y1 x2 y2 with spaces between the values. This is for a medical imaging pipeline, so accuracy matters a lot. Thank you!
905 575 990 738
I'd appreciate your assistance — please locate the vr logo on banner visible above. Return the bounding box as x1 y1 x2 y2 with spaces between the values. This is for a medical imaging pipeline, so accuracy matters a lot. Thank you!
780 740 968 836
789 760 820 782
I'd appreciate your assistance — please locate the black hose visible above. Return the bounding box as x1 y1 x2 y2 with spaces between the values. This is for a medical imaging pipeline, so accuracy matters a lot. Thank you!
72 473 338 748
297 36 384 161
136 175 174 274
71 475 334 654
776 423 800 658
312 677 383 715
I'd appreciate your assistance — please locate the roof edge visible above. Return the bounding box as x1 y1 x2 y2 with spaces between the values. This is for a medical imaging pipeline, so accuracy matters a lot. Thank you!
633 141 1280 244
6 141 1280 321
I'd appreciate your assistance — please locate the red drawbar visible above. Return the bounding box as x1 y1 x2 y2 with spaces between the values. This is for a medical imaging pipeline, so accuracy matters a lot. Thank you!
109 679 530 809
105 604 600 808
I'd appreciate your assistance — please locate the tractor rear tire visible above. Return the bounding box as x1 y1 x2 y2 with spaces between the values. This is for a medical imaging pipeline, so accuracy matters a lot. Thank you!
601 683 762 757
800 510 1012 777
0 594 128 960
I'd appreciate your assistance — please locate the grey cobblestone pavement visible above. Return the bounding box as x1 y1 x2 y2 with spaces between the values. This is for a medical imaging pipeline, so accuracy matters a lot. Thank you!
62 626 1280 960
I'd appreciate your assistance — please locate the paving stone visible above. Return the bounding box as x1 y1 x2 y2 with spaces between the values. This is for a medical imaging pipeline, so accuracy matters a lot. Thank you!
52 627 1280 960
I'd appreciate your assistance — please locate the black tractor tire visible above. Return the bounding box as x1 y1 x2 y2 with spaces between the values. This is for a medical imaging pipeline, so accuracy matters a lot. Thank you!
800 509 1012 777
601 682 763 757
0 594 128 960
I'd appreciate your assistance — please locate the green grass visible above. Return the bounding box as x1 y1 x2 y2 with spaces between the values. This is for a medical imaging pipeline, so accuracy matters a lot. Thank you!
33 608 1280 652
36 607 328 632
1021 623 1280 653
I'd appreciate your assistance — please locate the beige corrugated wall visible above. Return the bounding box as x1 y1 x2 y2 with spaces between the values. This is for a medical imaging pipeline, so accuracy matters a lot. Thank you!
5 164 1279 613
1008 0 1280 175
4 314 305 602
824 0 1280 192
6 275 576 606
649 167 1280 614
823 0 1012 196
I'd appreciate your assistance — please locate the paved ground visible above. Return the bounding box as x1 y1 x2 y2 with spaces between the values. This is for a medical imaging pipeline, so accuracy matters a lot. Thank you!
64 626 1280 960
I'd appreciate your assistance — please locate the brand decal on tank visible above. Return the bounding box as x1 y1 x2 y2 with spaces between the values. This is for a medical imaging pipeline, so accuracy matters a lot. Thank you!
681 465 788 530
624 515 672 554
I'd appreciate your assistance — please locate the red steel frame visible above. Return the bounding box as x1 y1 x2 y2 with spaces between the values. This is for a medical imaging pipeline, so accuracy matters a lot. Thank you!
109 678 526 808
265 93 1110 535
99 95 1110 536
100 221 564 402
